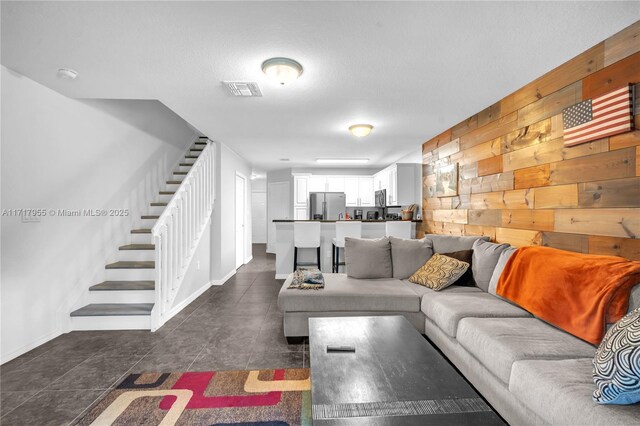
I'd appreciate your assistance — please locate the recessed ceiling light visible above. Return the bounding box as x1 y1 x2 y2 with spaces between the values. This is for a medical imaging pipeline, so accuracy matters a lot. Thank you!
57 68 78 80
261 57 303 85
279 158 290 162
316 158 369 165
348 124 374 137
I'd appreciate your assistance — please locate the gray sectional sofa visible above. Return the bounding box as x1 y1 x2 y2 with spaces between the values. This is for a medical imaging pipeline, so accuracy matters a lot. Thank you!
277 234 640 425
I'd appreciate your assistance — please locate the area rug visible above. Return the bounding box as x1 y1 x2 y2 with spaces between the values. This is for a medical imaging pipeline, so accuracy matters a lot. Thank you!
75 368 311 426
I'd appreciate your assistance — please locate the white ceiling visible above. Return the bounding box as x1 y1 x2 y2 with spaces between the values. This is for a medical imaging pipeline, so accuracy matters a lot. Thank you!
2 1 639 172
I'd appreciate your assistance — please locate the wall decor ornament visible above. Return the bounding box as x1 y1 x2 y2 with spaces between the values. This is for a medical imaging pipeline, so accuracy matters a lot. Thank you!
435 163 458 197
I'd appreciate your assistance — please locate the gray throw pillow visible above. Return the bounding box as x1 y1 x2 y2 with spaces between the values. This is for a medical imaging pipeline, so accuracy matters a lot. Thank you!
488 247 518 295
424 234 490 254
389 237 434 279
472 239 511 292
344 237 392 279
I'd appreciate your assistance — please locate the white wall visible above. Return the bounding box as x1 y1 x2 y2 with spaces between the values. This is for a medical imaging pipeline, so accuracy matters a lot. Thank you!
0 67 198 362
210 142 252 282
251 178 267 244
395 147 422 164
170 219 211 310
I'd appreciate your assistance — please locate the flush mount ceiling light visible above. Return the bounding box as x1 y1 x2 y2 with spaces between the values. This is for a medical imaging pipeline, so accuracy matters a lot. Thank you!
348 124 374 137
261 57 303 85
316 158 369 165
57 68 78 80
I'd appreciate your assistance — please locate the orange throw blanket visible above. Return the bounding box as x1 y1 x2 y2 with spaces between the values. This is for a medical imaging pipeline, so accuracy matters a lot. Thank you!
496 246 640 345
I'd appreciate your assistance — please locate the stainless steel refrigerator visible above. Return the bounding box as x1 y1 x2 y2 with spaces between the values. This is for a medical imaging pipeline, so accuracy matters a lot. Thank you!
309 192 346 220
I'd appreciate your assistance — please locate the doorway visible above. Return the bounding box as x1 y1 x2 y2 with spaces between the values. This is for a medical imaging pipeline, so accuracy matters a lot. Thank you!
235 173 247 269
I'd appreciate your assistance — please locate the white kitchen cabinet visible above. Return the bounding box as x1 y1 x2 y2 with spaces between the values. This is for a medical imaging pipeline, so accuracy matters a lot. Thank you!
388 166 397 205
326 176 345 192
309 176 327 192
294 206 308 220
358 177 374 206
293 174 309 206
374 170 388 191
344 177 359 206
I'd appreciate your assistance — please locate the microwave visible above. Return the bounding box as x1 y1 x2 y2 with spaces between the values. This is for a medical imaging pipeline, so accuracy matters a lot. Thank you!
375 189 386 208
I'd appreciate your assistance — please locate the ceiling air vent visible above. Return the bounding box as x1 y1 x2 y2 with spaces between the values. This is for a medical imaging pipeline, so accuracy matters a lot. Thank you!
222 81 262 97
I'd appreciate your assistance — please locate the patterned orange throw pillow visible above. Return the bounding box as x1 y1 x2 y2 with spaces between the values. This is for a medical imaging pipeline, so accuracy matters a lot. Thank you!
409 253 470 290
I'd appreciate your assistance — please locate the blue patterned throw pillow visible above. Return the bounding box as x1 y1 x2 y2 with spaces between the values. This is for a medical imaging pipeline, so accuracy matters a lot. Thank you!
593 307 640 405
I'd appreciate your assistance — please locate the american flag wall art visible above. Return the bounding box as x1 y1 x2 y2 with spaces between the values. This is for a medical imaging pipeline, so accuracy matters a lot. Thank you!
562 84 635 147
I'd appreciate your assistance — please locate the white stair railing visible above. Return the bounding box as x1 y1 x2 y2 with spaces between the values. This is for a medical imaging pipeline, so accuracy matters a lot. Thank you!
151 140 215 330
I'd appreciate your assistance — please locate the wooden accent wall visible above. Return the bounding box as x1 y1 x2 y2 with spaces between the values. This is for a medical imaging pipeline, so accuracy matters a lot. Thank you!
421 21 640 260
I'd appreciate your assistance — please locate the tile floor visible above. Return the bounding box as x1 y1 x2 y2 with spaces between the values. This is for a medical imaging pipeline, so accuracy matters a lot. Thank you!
0 244 303 425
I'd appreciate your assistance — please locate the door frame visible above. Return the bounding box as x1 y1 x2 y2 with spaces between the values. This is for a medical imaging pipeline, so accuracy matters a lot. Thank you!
235 172 247 269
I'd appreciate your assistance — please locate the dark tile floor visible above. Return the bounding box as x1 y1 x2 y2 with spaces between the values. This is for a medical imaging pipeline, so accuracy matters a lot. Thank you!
0 244 303 425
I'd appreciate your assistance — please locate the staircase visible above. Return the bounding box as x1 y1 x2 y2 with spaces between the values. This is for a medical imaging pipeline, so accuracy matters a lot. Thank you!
70 138 214 331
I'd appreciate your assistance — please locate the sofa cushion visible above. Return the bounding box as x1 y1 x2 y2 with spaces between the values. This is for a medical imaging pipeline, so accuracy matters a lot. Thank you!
488 247 517 295
472 240 511 292
408 253 469 290
456 317 596 384
344 237 392 279
389 237 433 279
424 234 490 254
442 250 475 287
403 280 482 298
422 293 532 338
278 273 419 312
593 307 640 405
510 358 640 425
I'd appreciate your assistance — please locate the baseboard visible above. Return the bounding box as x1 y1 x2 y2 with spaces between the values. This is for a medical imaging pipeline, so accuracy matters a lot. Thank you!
211 269 236 286
275 273 290 279
1 329 62 365
168 279 213 318
244 255 253 264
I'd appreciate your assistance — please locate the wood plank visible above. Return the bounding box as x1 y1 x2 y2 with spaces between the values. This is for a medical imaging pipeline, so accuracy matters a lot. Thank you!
604 21 640 67
554 208 640 238
430 221 466 236
501 209 554 232
610 129 640 151
578 177 640 208
459 171 514 195
464 225 496 241
514 164 550 189
457 140 496 165
432 209 468 225
423 129 451 156
451 115 478 139
495 227 542 247
588 236 640 260
549 148 636 185
534 184 578 208
459 162 478 180
517 82 582 128
424 174 437 198
452 195 470 210
424 197 453 210
550 114 564 140
637 146 640 176
500 43 604 116
582 52 640 99
477 101 502 127
459 111 519 151
495 118 553 154
478 155 503 176
542 232 589 254
469 189 534 210
437 138 460 159
467 209 501 227
503 138 564 172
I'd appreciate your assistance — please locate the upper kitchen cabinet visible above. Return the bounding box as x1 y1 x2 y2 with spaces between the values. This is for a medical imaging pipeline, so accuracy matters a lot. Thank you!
344 176 374 207
374 163 420 207
308 175 327 192
294 174 310 205
326 176 345 192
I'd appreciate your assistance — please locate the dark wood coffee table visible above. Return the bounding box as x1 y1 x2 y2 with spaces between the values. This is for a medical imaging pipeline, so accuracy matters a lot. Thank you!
309 316 505 425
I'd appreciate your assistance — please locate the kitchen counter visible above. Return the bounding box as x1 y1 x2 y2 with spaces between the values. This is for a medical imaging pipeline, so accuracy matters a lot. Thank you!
271 220 419 278
272 219 422 223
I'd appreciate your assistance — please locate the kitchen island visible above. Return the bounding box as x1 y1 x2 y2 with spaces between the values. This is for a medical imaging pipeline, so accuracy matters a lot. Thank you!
272 219 421 278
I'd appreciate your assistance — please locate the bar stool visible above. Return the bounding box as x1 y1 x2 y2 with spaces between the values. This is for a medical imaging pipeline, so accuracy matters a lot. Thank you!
293 221 322 272
332 221 362 273
385 221 412 239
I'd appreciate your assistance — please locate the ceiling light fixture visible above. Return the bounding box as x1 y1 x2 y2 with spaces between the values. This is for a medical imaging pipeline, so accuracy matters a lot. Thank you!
57 68 78 80
348 124 374 137
316 158 369 165
261 57 303 85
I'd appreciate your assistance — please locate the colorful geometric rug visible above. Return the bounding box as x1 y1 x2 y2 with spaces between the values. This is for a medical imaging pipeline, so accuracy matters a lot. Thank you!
75 368 311 425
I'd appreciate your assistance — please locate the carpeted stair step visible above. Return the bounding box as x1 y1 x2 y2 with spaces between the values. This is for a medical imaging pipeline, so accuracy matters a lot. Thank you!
173 171 188 175
184 155 198 159
159 191 175 195
141 215 159 220
131 228 152 234
70 303 154 317
179 163 193 167
119 244 155 250
106 261 155 269
150 202 168 206
166 180 182 184
89 281 155 291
